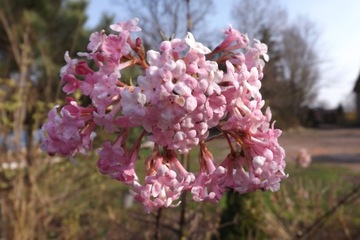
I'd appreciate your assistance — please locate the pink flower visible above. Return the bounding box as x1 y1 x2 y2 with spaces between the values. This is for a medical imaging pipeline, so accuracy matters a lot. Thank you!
41 18 287 212
88 30 105 52
222 119 287 193
41 100 95 156
191 143 227 203
60 51 78 78
90 73 121 115
75 61 94 75
62 74 80 94
110 18 141 33
131 163 183 213
191 166 227 203
185 32 211 54
120 87 147 124
96 141 125 174
102 33 131 60
98 143 138 185
253 39 269 62
130 149 194 212
97 130 144 185
215 25 249 52
61 57 93 95
296 148 311 168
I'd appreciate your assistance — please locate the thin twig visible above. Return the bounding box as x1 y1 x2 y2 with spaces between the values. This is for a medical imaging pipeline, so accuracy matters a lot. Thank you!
155 208 162 240
178 154 189 239
204 132 225 142
178 192 187 239
128 211 178 234
296 184 360 239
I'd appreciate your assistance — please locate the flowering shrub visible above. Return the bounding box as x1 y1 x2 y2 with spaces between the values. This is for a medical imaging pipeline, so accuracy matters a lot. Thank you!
41 18 287 212
296 148 311 168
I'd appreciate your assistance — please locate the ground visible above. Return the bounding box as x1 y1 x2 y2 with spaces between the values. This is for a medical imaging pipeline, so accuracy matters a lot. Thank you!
280 127 360 171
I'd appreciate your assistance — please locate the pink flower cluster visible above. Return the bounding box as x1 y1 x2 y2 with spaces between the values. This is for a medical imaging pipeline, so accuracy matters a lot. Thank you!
41 18 287 212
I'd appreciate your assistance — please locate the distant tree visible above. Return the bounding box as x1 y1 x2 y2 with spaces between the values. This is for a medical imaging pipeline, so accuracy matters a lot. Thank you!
0 0 90 238
231 0 320 127
0 0 90 148
280 18 320 111
117 0 215 48
257 26 292 127
230 0 287 40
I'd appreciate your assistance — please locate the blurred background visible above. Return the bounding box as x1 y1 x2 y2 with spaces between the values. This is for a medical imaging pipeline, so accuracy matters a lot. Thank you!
0 0 359 239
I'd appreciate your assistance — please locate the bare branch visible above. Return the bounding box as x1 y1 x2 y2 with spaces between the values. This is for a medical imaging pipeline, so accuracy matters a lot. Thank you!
118 0 214 48
0 10 21 66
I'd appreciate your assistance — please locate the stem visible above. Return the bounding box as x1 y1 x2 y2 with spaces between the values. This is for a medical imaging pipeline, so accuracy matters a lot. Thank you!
178 191 187 240
154 208 162 240
172 157 190 177
206 46 222 61
225 132 236 154
204 132 224 142
185 0 192 32
178 153 189 240
199 142 216 173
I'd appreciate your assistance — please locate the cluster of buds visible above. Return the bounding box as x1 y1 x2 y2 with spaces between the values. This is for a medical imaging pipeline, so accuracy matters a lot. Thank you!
41 18 287 212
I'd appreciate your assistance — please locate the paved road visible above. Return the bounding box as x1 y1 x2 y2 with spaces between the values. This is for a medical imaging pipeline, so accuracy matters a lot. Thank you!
280 128 360 169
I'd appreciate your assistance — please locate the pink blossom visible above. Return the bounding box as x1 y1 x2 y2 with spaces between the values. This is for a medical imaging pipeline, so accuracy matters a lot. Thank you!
96 141 125 174
97 130 143 185
62 74 80 94
130 150 194 212
102 33 131 60
90 73 121 115
75 61 94 75
296 148 311 168
60 51 78 78
87 30 105 52
185 32 211 54
41 18 288 212
253 39 269 62
120 87 147 124
215 25 249 52
191 143 227 203
110 18 141 33
41 100 95 156
131 162 183 213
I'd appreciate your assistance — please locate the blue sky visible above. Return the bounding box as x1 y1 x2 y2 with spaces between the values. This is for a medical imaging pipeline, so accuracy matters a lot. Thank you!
85 0 360 109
